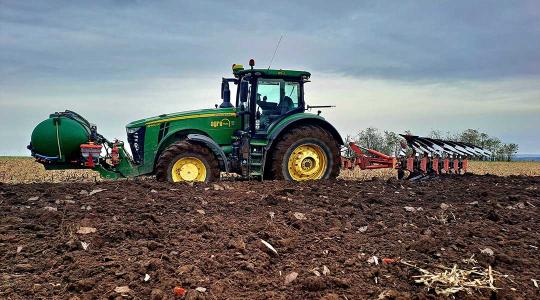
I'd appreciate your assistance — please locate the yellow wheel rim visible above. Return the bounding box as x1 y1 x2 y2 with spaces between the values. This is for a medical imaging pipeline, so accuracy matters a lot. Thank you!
287 144 328 181
171 157 207 182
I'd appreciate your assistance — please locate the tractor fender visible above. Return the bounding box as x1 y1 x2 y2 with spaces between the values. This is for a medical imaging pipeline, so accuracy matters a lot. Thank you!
266 116 344 150
186 134 229 172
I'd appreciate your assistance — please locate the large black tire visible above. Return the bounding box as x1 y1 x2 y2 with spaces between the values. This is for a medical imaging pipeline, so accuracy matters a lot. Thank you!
155 140 220 183
268 125 340 180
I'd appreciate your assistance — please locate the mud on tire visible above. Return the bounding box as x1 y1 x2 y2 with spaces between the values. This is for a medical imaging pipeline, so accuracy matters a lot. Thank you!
155 140 220 183
268 125 341 180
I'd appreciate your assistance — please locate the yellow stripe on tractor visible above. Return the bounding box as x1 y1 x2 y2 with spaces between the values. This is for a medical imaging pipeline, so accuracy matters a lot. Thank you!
146 112 237 127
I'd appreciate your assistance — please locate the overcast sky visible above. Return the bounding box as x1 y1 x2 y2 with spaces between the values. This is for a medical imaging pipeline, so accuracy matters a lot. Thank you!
1 0 539 155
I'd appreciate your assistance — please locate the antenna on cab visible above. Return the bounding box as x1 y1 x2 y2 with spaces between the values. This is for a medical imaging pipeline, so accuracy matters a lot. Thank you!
268 34 284 70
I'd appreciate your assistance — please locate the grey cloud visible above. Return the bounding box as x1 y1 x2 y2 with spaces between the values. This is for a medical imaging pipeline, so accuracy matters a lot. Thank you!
2 0 539 83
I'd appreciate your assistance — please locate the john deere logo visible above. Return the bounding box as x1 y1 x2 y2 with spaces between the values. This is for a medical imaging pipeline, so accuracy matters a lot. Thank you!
211 119 234 128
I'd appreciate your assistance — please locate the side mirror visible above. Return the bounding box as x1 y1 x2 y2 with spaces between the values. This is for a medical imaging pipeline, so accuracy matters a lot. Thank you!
221 81 225 99
220 80 233 108
239 81 249 103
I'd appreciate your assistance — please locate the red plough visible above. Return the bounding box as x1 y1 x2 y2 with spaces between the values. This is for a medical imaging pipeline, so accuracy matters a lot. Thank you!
341 135 490 180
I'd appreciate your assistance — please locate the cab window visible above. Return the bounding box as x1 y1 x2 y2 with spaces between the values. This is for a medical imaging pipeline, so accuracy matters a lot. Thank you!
285 82 300 107
256 79 300 130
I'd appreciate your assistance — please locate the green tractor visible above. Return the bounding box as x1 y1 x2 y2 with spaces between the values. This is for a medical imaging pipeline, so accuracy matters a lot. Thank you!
28 59 344 182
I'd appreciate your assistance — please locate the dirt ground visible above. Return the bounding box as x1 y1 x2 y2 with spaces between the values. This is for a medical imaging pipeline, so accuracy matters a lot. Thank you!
1 175 539 299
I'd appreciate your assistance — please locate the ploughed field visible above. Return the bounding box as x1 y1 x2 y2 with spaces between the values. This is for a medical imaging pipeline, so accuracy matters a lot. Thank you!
1 175 539 299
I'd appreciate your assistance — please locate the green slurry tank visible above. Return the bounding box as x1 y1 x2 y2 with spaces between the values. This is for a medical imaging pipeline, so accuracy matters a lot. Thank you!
29 110 136 178
29 111 94 163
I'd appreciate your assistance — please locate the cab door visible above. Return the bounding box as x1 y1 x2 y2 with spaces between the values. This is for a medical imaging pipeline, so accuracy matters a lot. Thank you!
254 78 302 132
237 77 252 132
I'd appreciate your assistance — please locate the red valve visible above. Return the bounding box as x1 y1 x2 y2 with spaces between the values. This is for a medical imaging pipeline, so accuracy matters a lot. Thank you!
111 145 120 165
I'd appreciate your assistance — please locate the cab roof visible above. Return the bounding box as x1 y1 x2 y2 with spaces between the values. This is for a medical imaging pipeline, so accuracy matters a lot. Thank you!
234 68 311 79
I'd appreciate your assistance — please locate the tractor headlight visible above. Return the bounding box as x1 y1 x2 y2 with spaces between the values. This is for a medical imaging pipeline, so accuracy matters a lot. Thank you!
127 127 140 134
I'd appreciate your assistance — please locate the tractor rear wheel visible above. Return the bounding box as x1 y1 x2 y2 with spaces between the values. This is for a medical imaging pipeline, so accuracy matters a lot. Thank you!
269 125 340 181
155 141 220 183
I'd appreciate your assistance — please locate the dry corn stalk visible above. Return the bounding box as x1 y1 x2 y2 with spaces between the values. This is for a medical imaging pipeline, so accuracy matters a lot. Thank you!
402 261 498 296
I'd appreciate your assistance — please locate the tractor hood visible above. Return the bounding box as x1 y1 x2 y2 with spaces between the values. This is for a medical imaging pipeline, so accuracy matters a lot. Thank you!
126 107 237 128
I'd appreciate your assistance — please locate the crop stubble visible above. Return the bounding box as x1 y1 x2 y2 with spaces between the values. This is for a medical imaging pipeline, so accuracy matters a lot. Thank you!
1 157 539 183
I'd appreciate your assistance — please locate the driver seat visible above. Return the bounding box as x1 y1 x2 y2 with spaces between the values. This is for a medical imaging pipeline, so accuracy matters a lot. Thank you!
278 96 294 115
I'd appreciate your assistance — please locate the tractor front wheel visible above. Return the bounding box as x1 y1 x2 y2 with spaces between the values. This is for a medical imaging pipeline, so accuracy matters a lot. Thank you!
269 125 340 181
155 141 220 183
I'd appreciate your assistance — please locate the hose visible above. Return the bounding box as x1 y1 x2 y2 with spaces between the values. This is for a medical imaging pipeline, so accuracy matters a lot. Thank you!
55 120 63 160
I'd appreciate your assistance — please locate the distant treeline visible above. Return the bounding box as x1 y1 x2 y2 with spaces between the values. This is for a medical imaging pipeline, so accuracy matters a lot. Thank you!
346 128 519 161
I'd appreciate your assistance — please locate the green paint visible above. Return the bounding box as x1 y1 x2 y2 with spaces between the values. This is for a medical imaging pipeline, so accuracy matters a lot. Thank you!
31 115 90 161
267 113 327 137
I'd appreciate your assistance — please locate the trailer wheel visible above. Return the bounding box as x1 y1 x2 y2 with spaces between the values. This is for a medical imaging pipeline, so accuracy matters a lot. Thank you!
269 125 340 181
155 141 220 183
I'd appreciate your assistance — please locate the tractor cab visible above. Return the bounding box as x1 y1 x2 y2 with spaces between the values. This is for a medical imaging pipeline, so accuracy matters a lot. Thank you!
220 59 311 136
